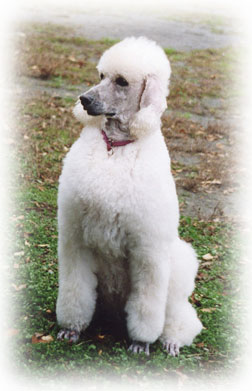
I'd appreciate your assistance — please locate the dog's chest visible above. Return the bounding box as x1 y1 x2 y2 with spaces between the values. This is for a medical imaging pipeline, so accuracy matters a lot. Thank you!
81 201 129 260
68 142 138 257
79 167 131 298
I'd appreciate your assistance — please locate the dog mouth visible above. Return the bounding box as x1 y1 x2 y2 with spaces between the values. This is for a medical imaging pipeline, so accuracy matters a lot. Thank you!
85 106 103 116
84 107 116 117
105 112 116 118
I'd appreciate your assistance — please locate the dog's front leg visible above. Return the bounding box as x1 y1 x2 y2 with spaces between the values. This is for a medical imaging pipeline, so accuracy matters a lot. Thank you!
56 238 98 342
125 243 170 353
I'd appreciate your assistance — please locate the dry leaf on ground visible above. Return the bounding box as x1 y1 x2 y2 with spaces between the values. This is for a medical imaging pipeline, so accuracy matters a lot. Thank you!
201 308 217 313
202 253 214 261
31 333 54 344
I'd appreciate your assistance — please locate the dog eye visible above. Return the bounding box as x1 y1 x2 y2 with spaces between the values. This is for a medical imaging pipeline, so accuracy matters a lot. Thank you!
115 76 129 87
100 73 105 80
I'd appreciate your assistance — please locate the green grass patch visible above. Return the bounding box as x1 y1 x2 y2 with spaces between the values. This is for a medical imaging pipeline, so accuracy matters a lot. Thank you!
18 23 115 86
164 47 180 56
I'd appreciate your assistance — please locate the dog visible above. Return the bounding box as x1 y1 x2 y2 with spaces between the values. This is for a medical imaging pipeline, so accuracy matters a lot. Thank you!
56 37 202 355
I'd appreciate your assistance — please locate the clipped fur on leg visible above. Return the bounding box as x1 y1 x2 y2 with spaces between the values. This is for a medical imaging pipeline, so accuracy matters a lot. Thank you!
160 239 203 354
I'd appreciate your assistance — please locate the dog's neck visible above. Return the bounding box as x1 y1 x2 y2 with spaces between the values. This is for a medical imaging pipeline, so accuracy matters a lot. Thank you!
104 118 132 141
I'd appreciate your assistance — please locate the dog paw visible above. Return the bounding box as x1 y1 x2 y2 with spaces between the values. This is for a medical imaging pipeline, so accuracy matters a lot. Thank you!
128 341 150 356
163 341 180 357
57 328 80 343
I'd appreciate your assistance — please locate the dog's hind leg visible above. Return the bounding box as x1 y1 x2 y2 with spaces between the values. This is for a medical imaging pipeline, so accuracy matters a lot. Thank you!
160 239 202 355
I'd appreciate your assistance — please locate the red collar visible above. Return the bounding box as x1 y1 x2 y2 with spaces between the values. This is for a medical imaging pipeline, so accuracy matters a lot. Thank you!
101 130 135 152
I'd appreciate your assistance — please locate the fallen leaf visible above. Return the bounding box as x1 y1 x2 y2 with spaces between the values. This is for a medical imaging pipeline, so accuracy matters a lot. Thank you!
32 333 54 344
68 55 77 62
97 334 105 340
202 253 214 261
202 179 221 185
31 332 43 343
206 135 216 142
41 335 54 343
200 261 212 268
196 272 207 280
201 308 217 313
195 130 204 136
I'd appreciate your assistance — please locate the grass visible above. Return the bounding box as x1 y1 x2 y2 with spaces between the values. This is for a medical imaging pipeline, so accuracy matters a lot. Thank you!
7 22 242 386
18 23 117 86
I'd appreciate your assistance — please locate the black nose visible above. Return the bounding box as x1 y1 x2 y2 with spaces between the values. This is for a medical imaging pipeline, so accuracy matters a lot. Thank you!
80 95 93 108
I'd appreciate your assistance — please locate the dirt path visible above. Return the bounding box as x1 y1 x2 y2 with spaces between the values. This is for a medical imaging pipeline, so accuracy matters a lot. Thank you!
16 7 241 51
15 7 242 220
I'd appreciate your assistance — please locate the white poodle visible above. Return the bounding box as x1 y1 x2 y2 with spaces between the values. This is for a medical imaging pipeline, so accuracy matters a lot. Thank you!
56 37 202 356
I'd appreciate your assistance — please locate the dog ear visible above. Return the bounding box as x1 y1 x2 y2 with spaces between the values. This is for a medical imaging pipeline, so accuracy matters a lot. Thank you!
139 74 167 116
129 75 168 138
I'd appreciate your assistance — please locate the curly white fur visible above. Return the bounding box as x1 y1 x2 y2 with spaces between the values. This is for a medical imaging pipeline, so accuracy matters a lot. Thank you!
56 37 202 353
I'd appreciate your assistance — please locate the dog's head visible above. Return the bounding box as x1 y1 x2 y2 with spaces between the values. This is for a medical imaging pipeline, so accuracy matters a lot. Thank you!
74 37 171 138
